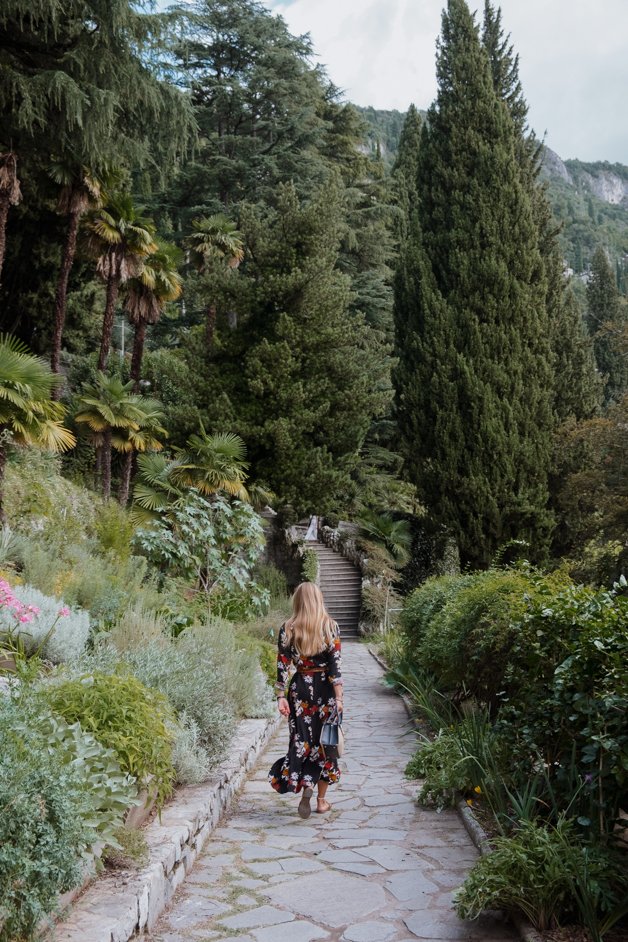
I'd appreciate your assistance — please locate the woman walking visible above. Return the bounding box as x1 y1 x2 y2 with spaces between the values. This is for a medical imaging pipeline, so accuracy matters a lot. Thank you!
269 582 343 818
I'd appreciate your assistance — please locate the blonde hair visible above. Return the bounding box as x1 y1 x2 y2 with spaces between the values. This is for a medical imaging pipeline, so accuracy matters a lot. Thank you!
285 583 336 657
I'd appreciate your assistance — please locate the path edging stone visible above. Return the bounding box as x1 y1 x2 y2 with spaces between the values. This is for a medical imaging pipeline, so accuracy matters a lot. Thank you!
53 713 282 942
366 645 543 942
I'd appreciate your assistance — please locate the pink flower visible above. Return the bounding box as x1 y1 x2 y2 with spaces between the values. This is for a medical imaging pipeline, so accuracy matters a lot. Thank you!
58 607 70 617
27 605 40 614
19 614 32 623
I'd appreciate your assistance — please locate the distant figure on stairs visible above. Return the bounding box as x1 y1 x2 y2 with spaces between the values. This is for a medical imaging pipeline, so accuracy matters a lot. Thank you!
304 515 318 541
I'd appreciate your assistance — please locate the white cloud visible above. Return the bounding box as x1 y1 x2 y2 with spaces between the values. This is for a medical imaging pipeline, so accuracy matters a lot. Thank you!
268 0 628 162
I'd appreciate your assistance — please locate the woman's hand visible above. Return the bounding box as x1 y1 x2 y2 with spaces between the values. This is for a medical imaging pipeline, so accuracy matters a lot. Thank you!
277 696 290 717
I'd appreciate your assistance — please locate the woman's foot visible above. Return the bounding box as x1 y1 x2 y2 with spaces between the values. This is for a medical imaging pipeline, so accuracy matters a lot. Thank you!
316 799 332 814
298 787 313 819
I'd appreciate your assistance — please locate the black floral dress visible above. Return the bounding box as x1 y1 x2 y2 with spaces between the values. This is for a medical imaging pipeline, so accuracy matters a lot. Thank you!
269 623 343 794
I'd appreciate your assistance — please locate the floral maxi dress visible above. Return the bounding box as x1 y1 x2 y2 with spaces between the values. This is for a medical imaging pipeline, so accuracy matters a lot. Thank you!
268 624 343 794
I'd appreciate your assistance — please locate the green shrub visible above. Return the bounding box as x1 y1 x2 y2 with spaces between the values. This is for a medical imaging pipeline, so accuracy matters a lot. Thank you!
401 568 571 706
497 579 628 835
379 628 407 670
454 819 628 933
94 501 135 560
405 711 495 810
401 573 472 654
252 562 290 608
42 673 176 808
169 712 212 785
5 451 99 544
0 698 98 942
112 638 236 760
301 548 319 583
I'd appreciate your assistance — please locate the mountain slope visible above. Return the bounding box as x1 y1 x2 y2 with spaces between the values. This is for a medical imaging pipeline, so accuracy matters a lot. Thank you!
357 107 628 289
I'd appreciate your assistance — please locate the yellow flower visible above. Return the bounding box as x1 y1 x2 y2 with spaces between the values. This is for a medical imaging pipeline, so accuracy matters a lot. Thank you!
474 786 482 794
466 798 474 806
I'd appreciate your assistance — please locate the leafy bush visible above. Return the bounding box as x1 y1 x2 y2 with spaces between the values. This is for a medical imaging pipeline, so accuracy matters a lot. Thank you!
454 819 628 933
401 568 572 706
497 579 628 835
42 673 176 808
0 581 89 662
301 547 319 583
112 638 236 761
401 573 472 655
5 451 99 544
0 698 97 942
10 693 140 851
405 711 495 810
93 501 135 560
253 562 290 607
169 713 212 785
133 493 267 608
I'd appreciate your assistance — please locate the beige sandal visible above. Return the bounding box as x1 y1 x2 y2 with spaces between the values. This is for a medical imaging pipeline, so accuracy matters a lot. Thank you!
298 787 313 819
316 799 332 814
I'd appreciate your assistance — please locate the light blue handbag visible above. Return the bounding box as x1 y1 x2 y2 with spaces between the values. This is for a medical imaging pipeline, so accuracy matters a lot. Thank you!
320 708 344 758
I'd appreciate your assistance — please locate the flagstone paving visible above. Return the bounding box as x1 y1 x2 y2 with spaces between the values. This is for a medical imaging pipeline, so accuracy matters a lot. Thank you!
147 642 517 942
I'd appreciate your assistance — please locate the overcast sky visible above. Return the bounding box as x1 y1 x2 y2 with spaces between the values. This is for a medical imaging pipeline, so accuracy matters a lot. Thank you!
265 0 628 163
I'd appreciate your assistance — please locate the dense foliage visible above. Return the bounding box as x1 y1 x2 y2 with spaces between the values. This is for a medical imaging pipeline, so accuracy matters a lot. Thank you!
394 566 628 935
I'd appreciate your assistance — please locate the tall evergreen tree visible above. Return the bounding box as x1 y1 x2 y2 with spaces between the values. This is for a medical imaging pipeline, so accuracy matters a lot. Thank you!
482 1 599 426
551 289 602 422
394 0 555 567
391 105 422 243
0 0 194 346
586 246 628 405
192 183 390 513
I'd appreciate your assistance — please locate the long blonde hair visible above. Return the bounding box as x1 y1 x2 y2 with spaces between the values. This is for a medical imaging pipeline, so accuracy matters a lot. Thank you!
285 583 336 657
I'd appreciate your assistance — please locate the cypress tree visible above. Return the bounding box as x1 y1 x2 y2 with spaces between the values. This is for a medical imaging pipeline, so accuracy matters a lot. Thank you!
391 105 422 243
394 0 555 567
586 246 628 405
482 1 600 426
551 289 602 422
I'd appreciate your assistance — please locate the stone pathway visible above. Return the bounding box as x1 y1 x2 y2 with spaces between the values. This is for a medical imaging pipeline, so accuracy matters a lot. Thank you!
147 643 517 942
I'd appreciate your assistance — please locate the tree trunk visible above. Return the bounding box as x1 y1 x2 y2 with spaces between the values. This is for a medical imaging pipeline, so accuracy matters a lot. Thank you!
98 274 120 372
205 303 217 353
0 441 6 524
0 197 10 286
51 210 81 395
130 320 146 392
119 450 134 505
102 429 112 499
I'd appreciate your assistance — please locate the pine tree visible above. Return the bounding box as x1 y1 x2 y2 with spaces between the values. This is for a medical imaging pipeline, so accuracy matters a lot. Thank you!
586 246 628 405
394 0 555 567
194 183 390 513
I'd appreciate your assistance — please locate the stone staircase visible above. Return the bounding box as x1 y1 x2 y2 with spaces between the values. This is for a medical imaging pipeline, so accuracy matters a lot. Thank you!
308 540 362 639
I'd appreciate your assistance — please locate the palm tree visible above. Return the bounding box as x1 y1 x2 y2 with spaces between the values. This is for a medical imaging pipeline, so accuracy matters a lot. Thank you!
85 194 157 371
131 429 249 524
0 335 75 518
116 399 167 506
130 452 186 525
124 241 183 391
172 428 248 499
0 151 22 282
186 214 244 352
75 373 149 499
50 163 105 389
357 510 412 569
